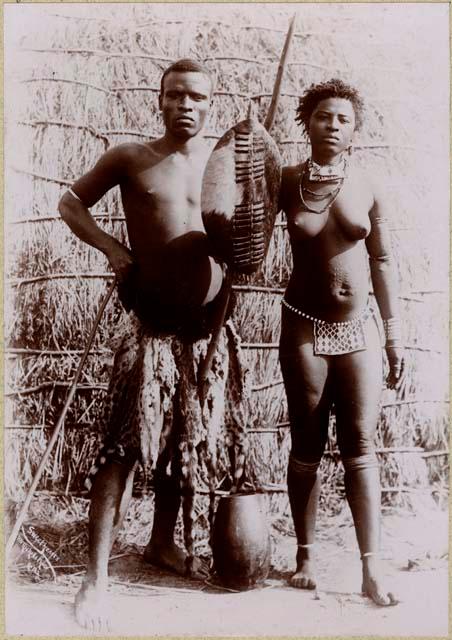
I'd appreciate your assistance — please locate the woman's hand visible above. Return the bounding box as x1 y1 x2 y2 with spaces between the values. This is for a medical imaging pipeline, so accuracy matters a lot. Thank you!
385 345 405 390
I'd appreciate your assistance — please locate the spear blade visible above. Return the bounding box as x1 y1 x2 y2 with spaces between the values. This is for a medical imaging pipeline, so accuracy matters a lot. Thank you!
264 14 297 133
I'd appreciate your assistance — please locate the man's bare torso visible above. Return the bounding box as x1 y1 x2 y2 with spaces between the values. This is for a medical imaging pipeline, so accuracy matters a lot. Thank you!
73 138 223 308
120 139 220 303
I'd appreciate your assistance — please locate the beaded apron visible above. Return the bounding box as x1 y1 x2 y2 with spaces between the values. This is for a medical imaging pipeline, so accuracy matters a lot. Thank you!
282 298 372 355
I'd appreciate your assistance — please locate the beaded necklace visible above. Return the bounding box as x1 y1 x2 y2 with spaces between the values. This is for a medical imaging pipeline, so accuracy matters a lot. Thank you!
298 159 346 215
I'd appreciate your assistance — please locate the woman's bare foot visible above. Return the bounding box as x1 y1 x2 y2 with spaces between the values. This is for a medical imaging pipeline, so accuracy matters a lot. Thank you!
143 540 210 579
289 547 317 589
362 557 398 606
74 579 111 632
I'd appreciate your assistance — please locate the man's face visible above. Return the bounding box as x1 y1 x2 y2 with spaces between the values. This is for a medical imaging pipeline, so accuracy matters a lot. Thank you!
159 71 212 139
308 97 356 157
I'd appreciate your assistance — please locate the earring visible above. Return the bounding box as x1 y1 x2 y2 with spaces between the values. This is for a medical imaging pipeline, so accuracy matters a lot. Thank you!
347 144 354 156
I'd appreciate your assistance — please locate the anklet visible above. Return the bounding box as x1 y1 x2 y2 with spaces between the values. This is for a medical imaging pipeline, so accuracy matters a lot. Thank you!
298 543 314 549
361 551 378 559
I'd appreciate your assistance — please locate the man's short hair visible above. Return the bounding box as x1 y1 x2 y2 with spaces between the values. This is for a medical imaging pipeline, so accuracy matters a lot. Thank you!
160 58 214 95
295 78 365 132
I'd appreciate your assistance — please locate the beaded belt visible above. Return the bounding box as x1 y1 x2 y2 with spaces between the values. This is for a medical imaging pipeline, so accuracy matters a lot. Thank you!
282 298 371 355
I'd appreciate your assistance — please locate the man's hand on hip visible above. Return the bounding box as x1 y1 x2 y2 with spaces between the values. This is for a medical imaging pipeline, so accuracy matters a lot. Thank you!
104 238 135 284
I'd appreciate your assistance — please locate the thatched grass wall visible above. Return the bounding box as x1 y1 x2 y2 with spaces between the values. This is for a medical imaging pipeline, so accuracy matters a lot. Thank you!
5 3 449 525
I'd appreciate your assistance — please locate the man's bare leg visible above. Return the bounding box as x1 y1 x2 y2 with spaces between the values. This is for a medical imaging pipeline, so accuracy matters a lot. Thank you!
143 472 209 579
75 461 135 631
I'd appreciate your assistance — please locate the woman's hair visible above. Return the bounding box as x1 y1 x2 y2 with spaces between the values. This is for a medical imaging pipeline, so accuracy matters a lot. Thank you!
295 78 364 132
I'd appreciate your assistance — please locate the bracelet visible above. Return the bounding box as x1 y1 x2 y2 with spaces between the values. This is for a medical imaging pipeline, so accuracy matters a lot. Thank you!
383 317 402 345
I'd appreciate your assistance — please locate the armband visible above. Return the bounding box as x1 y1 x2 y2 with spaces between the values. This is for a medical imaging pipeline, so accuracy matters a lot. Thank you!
383 317 402 346
369 252 390 263
367 214 393 265
68 187 83 203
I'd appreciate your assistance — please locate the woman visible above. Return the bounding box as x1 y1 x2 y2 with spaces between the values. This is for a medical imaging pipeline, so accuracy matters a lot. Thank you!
278 79 404 606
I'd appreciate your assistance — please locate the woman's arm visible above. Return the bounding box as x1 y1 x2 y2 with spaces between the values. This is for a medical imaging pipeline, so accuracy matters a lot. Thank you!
365 182 404 388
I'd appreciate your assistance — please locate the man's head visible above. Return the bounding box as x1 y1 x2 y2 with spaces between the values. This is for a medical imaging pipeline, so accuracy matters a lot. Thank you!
160 59 213 96
159 59 214 139
295 78 364 134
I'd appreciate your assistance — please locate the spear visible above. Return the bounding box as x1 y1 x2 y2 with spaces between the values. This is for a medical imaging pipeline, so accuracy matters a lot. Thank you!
264 14 296 133
6 279 117 557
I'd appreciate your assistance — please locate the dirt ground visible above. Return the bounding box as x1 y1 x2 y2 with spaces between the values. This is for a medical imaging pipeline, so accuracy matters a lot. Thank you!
5 506 449 638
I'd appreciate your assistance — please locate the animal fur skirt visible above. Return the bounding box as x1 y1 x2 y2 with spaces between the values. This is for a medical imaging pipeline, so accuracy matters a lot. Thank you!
86 311 251 570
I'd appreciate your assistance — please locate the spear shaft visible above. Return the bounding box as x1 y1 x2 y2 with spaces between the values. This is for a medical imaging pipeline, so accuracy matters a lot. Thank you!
6 279 117 557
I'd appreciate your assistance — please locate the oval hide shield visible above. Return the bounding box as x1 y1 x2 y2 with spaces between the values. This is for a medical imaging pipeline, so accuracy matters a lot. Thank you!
202 115 282 275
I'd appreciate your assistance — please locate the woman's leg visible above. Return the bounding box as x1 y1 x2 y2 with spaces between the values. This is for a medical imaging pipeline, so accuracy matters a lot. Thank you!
333 315 397 605
280 312 332 589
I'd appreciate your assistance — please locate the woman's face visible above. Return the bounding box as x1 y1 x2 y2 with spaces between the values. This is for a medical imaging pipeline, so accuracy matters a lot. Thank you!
308 97 356 160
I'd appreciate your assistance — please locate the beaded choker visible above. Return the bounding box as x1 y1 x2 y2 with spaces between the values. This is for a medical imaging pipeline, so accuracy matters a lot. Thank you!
307 156 347 182
298 159 346 214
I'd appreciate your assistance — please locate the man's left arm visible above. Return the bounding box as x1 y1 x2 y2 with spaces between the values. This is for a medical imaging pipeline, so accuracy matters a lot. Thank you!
365 182 404 389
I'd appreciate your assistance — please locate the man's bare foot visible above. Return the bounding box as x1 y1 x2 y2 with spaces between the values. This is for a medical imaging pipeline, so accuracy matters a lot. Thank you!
289 552 317 590
362 559 398 606
143 540 210 579
74 579 111 632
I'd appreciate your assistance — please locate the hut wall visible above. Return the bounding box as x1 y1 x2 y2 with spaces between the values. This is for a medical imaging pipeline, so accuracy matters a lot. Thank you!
5 4 449 516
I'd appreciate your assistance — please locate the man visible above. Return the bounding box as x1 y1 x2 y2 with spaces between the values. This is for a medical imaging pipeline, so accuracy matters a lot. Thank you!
59 59 247 632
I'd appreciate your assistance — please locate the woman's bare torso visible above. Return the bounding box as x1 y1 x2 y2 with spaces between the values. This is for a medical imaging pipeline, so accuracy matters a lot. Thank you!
282 162 375 322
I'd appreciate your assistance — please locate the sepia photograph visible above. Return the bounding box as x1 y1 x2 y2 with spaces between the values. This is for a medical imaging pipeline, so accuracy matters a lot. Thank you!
4 2 449 637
